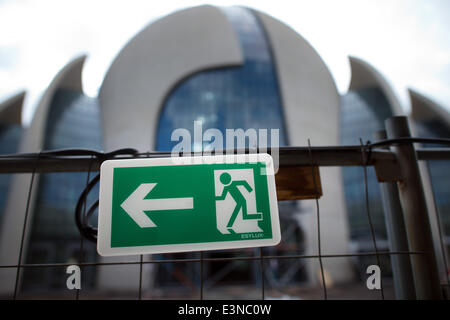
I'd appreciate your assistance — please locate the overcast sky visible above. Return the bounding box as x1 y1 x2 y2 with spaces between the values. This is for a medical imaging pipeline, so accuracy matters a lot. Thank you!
1 0 449 124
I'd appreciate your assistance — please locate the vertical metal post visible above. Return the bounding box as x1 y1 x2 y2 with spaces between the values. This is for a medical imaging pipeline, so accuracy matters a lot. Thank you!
385 116 442 299
374 130 415 300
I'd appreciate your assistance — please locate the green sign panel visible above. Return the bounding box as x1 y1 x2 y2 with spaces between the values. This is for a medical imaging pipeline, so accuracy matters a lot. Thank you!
97 154 280 256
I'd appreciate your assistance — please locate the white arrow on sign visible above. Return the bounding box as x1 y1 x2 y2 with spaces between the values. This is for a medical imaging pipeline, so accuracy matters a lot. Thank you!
121 183 194 228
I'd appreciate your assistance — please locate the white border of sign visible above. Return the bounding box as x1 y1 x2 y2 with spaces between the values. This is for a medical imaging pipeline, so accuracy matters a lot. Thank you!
97 153 280 256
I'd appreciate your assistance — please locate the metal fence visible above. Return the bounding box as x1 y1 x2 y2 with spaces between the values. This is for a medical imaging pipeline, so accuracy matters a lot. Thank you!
0 116 449 300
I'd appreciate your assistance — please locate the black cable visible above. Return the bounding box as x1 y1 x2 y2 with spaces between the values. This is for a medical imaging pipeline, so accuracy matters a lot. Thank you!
75 174 100 242
74 148 138 243
0 147 139 159
366 137 450 149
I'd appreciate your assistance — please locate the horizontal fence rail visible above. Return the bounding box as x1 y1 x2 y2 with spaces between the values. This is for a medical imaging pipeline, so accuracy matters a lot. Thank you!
0 146 448 174
0 250 427 269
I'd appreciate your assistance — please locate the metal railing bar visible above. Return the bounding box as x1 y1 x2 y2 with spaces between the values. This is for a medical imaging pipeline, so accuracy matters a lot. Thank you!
417 148 450 161
0 251 427 269
0 148 398 173
0 146 448 174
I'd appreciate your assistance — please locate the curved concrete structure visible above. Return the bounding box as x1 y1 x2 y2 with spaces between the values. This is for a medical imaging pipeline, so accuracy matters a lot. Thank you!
0 91 25 125
409 88 450 127
99 5 244 152
0 56 87 294
20 55 86 154
349 56 404 115
256 10 340 146
98 5 355 287
256 10 353 284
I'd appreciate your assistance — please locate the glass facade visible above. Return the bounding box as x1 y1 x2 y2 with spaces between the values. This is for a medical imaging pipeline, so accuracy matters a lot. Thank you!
414 119 450 237
154 7 304 288
23 88 102 291
340 87 393 241
0 123 22 222
156 6 287 151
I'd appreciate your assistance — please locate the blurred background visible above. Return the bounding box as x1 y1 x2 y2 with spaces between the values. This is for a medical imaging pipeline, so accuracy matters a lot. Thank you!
0 0 449 300
1 0 450 123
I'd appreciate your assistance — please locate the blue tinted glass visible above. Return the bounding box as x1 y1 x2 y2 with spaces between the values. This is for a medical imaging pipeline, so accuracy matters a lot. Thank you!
340 87 393 240
31 89 101 238
414 120 450 236
23 89 101 290
156 7 287 152
0 124 22 222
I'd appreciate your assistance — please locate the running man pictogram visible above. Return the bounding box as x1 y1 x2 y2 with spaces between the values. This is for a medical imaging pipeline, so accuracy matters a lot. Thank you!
215 172 262 229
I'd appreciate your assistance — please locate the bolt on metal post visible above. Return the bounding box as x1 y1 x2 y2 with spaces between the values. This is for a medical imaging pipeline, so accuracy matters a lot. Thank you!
385 116 442 299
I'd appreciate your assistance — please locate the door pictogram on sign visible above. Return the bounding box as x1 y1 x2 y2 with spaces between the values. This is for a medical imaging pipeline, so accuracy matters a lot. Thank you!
214 169 263 235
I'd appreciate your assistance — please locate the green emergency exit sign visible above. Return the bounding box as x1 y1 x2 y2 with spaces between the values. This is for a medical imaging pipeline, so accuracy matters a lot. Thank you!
97 154 280 256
